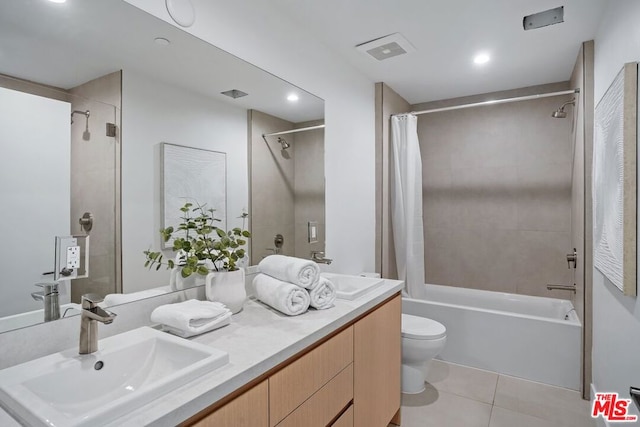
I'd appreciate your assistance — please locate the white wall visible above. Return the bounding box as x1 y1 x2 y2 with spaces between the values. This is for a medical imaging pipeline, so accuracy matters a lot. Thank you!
122 70 248 293
0 87 70 316
592 0 640 417
123 0 377 275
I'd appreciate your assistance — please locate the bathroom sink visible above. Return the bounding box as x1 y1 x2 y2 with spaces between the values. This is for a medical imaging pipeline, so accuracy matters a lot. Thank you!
322 273 385 300
0 326 228 427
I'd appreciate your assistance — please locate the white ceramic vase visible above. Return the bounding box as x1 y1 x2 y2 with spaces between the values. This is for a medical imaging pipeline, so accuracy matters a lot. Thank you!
170 259 211 291
170 267 197 291
205 268 246 314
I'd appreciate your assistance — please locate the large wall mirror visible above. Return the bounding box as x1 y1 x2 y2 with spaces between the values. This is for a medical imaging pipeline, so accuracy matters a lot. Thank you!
0 0 324 333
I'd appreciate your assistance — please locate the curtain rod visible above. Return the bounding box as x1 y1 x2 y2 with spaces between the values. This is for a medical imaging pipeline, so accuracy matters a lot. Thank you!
262 124 325 137
394 89 580 117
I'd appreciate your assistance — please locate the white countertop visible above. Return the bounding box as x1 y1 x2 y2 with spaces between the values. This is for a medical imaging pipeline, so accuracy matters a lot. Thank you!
0 279 402 426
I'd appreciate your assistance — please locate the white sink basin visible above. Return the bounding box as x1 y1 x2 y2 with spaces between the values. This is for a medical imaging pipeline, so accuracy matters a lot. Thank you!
322 273 385 300
0 326 228 426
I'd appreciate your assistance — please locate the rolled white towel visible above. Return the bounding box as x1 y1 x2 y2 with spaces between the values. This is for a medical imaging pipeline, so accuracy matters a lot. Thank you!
102 287 170 307
309 277 336 310
253 274 310 316
258 255 320 289
150 299 232 338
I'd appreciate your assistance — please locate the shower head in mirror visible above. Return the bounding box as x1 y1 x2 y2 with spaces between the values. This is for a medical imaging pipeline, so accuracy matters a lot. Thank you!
278 137 290 150
551 99 575 118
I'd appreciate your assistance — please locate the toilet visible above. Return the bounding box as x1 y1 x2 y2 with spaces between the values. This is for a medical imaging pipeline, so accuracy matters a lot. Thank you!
401 313 447 394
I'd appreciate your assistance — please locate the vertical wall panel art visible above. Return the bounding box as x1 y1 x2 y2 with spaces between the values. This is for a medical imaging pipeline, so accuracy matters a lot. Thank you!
594 62 638 296
161 143 226 248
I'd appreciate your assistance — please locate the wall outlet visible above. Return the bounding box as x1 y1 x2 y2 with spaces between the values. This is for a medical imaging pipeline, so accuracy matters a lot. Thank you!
66 245 81 269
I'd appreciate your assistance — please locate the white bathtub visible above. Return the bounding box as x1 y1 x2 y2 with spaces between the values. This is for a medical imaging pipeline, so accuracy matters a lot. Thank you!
403 284 581 390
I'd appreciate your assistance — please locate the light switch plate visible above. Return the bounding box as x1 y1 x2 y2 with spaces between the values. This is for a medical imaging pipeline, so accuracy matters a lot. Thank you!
308 221 318 243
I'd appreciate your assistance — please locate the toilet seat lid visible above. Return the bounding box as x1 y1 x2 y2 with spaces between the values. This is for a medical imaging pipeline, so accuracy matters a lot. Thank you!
401 314 446 340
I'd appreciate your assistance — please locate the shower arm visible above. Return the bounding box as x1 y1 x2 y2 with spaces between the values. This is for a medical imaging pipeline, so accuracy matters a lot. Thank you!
71 110 90 124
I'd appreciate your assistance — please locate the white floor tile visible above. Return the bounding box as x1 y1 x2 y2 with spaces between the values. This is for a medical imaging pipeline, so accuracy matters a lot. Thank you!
426 359 499 404
489 406 562 427
402 385 492 427
493 375 595 427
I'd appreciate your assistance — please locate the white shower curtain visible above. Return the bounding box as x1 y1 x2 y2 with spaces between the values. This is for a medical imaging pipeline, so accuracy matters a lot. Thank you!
391 114 426 299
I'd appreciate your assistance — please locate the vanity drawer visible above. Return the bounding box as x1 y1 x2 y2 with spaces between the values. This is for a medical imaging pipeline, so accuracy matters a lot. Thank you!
191 380 268 427
276 364 353 427
269 326 353 426
332 404 354 427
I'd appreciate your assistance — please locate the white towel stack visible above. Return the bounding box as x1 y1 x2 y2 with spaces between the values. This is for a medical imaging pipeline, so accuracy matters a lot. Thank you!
258 255 320 289
253 274 310 316
309 276 337 310
150 299 232 338
255 255 336 315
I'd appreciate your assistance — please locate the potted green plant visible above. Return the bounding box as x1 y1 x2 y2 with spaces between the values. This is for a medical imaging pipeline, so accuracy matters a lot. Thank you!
144 201 250 313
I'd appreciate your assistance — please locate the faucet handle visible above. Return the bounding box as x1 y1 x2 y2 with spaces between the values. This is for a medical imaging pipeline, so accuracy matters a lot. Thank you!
81 293 104 308
35 283 58 293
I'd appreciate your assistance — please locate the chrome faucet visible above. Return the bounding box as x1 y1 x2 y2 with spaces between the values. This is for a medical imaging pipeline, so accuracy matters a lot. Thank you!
79 294 116 354
310 251 332 265
31 283 60 322
546 284 576 294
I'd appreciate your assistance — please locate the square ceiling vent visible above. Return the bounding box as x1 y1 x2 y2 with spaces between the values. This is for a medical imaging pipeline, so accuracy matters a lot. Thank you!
356 33 416 61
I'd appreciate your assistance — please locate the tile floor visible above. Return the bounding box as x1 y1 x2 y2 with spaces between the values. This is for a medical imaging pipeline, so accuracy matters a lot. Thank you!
396 360 596 427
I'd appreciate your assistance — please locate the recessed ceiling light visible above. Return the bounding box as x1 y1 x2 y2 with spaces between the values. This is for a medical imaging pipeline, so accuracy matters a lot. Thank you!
154 37 171 46
48 0 67 3
287 94 299 102
473 53 490 65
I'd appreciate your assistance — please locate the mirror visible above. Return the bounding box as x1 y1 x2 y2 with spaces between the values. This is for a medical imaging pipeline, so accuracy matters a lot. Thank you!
0 0 324 333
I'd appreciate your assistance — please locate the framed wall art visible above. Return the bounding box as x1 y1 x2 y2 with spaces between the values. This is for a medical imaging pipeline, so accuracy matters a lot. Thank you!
161 143 227 248
593 62 638 296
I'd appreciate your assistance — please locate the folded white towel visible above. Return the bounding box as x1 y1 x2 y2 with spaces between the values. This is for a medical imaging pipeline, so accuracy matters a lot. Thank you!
258 255 320 289
150 299 232 338
253 274 310 316
102 287 170 307
309 277 336 310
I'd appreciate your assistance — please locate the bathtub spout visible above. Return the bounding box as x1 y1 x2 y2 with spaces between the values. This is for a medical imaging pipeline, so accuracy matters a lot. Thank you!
546 284 576 293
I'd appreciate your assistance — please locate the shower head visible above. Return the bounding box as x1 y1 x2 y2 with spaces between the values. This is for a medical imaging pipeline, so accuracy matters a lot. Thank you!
551 99 575 118
278 137 290 150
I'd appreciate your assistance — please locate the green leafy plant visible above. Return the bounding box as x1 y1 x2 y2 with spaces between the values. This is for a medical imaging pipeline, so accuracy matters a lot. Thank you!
144 202 251 277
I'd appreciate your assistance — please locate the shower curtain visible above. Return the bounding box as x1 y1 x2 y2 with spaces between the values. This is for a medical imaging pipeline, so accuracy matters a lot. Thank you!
391 114 426 299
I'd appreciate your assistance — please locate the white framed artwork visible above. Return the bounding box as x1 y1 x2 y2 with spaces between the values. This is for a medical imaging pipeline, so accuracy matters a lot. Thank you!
593 62 638 296
161 143 226 248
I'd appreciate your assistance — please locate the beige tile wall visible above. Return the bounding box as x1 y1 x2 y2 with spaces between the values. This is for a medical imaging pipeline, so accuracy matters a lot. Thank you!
250 111 325 264
69 71 121 301
570 40 595 398
413 83 575 298
249 110 296 264
376 83 411 279
293 120 325 258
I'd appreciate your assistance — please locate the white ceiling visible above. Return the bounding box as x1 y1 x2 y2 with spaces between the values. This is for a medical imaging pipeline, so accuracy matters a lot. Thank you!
0 0 324 123
273 0 609 104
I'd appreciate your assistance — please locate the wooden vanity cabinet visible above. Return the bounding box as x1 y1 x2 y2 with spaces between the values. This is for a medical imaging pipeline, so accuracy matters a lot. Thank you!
186 294 401 427
354 294 402 427
190 380 268 427
269 327 353 426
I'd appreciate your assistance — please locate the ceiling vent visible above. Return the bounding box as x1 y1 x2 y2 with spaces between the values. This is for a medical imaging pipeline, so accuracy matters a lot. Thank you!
356 33 416 61
220 89 248 99
523 6 564 30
